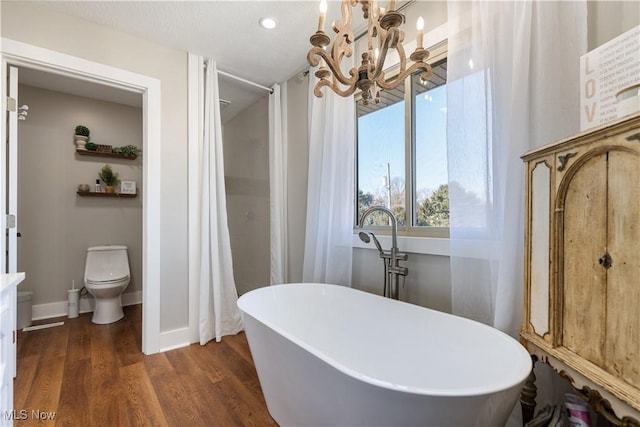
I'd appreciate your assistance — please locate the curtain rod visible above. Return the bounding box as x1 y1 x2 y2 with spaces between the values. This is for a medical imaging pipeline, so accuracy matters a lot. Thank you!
217 69 274 94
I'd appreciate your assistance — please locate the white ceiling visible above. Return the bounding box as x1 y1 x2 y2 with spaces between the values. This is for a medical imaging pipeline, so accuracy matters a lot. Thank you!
20 1 369 122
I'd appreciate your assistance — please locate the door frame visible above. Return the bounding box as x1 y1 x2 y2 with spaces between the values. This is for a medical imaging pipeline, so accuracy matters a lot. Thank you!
3 65 18 274
1 38 162 354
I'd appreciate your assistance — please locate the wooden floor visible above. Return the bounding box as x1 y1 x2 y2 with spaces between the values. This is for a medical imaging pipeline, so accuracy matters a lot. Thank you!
14 305 277 426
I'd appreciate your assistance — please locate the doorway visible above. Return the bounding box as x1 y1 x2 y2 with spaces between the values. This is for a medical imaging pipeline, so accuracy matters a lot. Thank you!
2 39 162 354
17 72 144 323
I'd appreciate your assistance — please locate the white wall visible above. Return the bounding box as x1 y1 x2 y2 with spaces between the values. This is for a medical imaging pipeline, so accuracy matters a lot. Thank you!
1 1 188 332
17 84 143 306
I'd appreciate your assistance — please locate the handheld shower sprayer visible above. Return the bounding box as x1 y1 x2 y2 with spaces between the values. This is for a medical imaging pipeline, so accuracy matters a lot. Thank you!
358 231 383 255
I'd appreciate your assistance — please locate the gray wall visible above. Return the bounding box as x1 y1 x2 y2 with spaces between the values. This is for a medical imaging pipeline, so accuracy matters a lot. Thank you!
286 76 310 283
1 1 189 332
223 95 271 295
353 250 452 312
587 1 639 50
17 84 143 305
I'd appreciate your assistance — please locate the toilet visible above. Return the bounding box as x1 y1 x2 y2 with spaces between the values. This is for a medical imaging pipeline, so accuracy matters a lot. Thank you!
84 245 131 324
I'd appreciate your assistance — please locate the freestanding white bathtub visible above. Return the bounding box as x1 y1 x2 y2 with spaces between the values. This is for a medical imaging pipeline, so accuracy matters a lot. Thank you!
237 283 532 427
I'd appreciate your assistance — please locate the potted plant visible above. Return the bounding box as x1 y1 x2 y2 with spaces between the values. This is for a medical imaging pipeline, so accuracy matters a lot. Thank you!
98 164 120 193
112 145 142 159
74 125 90 150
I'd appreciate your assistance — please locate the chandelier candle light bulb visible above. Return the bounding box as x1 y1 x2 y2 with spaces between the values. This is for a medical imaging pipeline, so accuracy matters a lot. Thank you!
318 0 327 32
417 16 424 49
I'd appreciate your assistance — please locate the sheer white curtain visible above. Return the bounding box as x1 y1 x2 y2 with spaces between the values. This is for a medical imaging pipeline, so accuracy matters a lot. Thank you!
302 67 355 285
269 83 288 285
198 59 243 344
446 1 587 337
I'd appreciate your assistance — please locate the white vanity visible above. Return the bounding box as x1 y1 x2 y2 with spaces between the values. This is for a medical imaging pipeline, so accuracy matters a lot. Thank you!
1 272 25 427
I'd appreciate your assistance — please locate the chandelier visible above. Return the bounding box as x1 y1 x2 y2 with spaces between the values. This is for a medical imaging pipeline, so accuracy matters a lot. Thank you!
307 0 432 105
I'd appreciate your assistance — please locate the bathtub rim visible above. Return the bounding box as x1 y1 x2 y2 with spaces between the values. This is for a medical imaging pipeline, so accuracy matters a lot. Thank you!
238 282 532 398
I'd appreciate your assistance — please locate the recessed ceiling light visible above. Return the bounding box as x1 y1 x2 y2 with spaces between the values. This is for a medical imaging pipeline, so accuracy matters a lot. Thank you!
259 17 278 30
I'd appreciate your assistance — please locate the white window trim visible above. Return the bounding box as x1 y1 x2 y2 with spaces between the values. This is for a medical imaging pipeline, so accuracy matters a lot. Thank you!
352 233 450 256
353 233 503 259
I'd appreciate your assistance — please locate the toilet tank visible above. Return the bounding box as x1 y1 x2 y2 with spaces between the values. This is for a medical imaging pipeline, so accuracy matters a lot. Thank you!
85 245 130 282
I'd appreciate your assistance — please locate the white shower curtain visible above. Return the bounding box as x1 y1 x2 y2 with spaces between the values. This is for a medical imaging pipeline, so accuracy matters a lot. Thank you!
446 1 587 337
269 83 288 285
198 59 243 344
302 65 355 286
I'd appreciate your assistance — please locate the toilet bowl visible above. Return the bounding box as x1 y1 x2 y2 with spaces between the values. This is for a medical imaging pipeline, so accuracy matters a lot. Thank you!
84 245 131 324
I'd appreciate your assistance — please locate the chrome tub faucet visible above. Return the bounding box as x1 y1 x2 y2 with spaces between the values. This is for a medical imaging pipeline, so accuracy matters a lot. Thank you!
358 206 408 300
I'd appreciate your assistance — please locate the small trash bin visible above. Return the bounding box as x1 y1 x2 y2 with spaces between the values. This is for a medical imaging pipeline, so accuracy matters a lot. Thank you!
17 290 33 329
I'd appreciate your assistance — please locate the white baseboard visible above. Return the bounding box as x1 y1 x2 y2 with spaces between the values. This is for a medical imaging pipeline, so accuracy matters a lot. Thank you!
31 291 143 321
29 291 191 354
159 327 191 352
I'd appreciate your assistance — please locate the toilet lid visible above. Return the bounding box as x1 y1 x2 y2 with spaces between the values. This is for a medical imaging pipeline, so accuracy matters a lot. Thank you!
86 274 129 285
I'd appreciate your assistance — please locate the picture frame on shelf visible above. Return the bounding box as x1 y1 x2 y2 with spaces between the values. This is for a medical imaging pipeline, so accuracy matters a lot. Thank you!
120 181 136 195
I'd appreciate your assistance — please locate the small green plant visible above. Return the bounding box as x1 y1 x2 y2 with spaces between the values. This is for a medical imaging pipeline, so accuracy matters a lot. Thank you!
98 164 120 187
75 125 90 137
85 142 97 151
112 145 142 158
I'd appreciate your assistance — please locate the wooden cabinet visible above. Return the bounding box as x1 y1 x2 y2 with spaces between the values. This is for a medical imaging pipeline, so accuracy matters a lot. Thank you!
521 113 640 424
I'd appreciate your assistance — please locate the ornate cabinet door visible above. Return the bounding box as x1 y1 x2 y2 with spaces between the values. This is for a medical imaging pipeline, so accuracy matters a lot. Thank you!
558 146 640 387
559 150 609 363
604 149 640 390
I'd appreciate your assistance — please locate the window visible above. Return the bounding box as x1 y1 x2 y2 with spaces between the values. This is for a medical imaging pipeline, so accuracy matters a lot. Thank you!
357 54 448 237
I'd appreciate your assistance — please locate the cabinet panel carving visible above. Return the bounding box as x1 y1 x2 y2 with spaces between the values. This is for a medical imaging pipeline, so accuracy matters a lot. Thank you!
521 113 640 423
530 162 551 337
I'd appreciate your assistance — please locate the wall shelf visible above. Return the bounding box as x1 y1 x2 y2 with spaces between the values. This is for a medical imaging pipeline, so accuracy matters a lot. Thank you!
77 191 137 198
76 149 137 160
